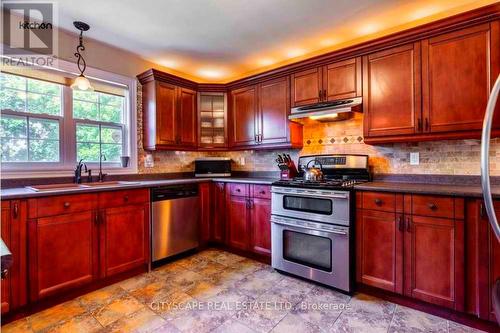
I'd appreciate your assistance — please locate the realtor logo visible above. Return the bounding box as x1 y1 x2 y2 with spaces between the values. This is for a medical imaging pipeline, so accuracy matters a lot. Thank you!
2 1 57 57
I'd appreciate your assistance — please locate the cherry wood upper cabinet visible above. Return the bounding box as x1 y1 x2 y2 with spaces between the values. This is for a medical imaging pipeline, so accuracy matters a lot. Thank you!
99 203 149 278
422 23 499 133
155 82 177 146
177 87 197 148
363 43 421 138
28 210 99 301
356 209 403 294
291 58 362 107
324 57 362 101
404 215 464 311
230 85 258 147
291 67 322 107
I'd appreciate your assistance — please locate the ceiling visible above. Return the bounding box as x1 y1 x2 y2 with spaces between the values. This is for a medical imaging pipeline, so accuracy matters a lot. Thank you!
55 0 497 82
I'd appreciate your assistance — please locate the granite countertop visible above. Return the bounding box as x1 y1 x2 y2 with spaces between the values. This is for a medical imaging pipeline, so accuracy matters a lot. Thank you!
0 177 278 200
354 181 498 198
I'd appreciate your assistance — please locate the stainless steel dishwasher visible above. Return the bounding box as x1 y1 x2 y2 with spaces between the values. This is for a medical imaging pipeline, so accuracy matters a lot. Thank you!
151 184 200 262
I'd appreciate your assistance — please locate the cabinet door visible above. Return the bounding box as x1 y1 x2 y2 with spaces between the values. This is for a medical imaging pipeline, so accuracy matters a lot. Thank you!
363 43 421 137
230 85 258 147
100 204 149 277
200 183 211 246
29 211 98 301
422 23 499 133
178 87 197 147
227 196 250 251
156 82 177 145
258 77 290 145
250 198 271 256
1 202 12 313
355 210 403 293
291 67 322 107
404 215 464 310
323 58 362 101
212 182 226 243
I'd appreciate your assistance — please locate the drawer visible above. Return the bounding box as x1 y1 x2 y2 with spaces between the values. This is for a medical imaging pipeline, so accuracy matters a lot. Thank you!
31 193 97 218
362 192 396 212
252 185 271 199
98 189 149 209
229 183 248 197
411 195 454 219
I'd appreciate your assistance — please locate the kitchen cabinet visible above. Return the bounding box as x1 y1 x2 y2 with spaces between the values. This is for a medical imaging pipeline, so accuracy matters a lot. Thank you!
225 183 271 256
198 93 227 148
27 189 149 301
200 182 211 246
466 200 500 323
363 43 421 138
1 200 27 314
212 182 226 243
230 78 302 149
364 21 500 144
356 191 464 311
291 58 361 107
139 71 197 150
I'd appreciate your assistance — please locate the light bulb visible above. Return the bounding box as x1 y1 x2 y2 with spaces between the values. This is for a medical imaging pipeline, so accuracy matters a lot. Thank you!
71 75 94 91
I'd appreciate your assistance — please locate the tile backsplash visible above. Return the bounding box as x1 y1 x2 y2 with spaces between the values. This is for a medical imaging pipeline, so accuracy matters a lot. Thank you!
137 82 500 176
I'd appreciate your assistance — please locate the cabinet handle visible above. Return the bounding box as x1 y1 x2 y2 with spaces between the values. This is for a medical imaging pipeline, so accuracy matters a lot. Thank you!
94 212 99 225
124 195 129 202
12 203 19 219
260 190 266 195
428 203 437 211
406 217 411 232
418 118 422 132
318 90 322 100
374 198 382 206
63 202 70 208
425 118 429 131
398 216 404 232
323 90 327 101
236 188 241 192
480 202 485 218
1 268 8 279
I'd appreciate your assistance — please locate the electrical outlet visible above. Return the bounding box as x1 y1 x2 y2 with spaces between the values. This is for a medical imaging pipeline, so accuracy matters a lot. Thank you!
144 153 154 168
239 157 245 165
410 152 419 165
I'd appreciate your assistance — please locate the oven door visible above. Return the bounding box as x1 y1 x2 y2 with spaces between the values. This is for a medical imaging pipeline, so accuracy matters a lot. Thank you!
271 186 350 225
271 215 351 292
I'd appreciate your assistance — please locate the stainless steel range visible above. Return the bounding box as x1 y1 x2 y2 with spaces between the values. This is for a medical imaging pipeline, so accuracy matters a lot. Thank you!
271 154 370 292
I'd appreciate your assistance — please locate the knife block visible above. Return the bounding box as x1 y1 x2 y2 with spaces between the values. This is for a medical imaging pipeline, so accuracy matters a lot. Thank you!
280 162 298 180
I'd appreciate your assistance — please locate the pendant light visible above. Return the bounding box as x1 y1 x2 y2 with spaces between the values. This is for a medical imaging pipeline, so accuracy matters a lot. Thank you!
71 21 93 91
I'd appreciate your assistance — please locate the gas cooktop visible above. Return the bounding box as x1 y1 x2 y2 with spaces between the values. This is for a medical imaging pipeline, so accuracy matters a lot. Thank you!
272 154 371 190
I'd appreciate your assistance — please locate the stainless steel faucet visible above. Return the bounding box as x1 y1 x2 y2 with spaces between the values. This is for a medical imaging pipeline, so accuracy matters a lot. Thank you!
74 159 87 184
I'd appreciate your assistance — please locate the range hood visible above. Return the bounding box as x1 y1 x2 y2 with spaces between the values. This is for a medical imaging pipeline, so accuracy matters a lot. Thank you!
289 97 362 123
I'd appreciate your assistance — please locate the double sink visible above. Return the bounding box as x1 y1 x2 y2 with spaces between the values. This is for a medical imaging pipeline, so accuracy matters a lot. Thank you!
26 181 140 192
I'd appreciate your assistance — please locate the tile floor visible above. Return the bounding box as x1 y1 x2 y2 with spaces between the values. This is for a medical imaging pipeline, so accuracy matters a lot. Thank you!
2 249 485 333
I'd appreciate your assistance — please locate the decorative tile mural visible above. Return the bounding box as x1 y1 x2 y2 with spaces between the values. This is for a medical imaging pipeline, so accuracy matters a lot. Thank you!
136 82 500 176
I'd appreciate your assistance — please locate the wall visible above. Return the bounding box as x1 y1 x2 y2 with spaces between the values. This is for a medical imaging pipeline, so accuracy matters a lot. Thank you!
136 83 500 176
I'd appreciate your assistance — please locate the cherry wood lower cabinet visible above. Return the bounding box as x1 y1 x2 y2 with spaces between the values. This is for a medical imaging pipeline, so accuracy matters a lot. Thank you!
27 189 149 302
225 183 272 257
211 182 226 243
1 200 27 314
356 191 464 311
199 182 211 246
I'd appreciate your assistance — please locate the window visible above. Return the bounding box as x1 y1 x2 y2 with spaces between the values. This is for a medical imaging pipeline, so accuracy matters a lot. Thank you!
0 69 134 174
73 90 125 162
0 74 62 162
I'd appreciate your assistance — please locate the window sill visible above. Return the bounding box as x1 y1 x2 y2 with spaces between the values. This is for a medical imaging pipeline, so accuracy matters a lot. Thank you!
1 166 138 179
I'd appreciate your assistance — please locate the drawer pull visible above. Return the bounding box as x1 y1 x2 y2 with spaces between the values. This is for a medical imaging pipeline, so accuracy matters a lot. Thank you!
428 203 437 211
124 195 129 202
374 198 383 206
259 190 266 195
398 216 404 232
63 202 70 208
236 188 241 192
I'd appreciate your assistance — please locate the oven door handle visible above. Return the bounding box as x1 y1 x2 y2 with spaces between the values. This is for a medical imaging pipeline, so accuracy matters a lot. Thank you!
271 219 348 235
271 190 348 199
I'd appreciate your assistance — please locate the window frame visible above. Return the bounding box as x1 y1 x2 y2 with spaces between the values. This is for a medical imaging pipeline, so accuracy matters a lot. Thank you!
1 58 137 178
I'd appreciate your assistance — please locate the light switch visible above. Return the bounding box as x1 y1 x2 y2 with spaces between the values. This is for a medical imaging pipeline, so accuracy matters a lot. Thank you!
410 152 419 165
239 157 245 165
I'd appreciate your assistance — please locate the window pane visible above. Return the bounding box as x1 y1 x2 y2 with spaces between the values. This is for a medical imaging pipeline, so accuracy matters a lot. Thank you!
73 90 98 102
101 126 122 144
101 144 121 162
27 79 60 95
27 93 61 116
73 100 98 120
0 73 25 90
76 124 99 143
77 142 100 162
100 104 122 123
29 139 59 162
1 115 27 138
1 138 27 161
29 118 59 140
99 94 122 106
0 89 26 111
